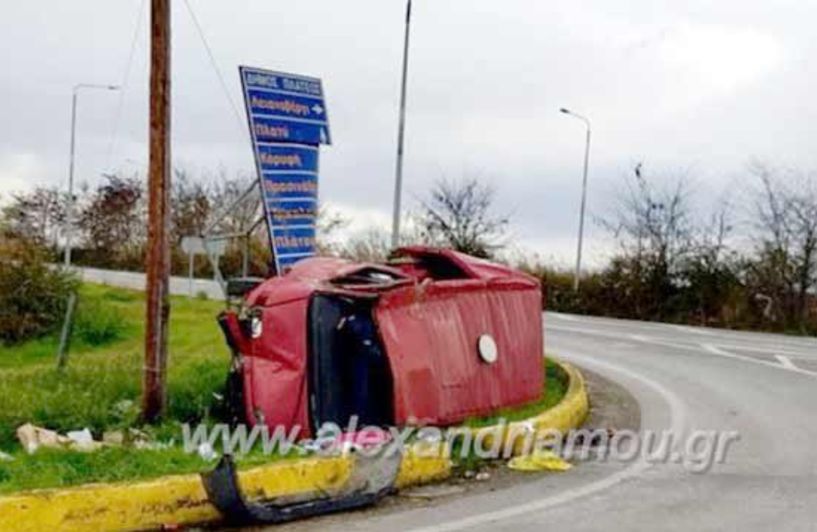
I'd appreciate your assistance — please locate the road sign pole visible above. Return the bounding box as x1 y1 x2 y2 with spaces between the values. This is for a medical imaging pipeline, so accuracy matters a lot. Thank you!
391 0 412 250
143 0 171 422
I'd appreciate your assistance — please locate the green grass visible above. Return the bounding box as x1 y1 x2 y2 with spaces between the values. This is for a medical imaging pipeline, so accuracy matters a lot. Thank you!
0 283 228 440
464 358 569 428
0 283 300 494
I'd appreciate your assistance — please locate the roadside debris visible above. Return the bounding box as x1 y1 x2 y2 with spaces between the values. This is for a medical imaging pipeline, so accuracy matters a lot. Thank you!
507 450 572 472
202 448 402 525
102 430 125 446
66 428 104 452
197 442 218 461
16 423 71 453
15 423 163 454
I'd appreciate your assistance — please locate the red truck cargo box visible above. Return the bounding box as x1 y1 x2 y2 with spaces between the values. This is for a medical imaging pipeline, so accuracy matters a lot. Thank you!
222 247 544 437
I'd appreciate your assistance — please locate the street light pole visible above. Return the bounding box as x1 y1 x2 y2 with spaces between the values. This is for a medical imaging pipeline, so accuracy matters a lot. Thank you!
391 0 413 249
64 83 119 267
560 108 591 292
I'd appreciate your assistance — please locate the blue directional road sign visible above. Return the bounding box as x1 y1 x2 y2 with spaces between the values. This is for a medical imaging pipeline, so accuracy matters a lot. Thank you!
256 142 320 273
240 65 330 275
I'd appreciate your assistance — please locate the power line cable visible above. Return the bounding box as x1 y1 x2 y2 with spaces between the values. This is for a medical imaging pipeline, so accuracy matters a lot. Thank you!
105 0 147 171
182 0 248 139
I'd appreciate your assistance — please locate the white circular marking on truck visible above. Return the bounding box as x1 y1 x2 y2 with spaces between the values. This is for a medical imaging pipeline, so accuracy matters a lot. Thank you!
478 334 498 364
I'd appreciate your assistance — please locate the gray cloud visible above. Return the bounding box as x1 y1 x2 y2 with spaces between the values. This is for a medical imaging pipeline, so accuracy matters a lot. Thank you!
1 0 815 265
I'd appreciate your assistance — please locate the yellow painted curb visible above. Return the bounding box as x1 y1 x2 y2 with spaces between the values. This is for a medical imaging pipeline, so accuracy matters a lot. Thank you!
0 359 588 531
0 456 351 532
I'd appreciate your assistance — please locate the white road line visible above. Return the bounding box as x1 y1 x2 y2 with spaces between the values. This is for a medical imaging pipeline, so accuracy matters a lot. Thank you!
775 355 798 371
552 322 817 379
700 343 817 379
705 342 817 359
409 351 688 532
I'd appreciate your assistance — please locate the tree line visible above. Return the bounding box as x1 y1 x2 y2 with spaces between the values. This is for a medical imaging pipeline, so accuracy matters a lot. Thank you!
2 162 816 336
524 163 817 334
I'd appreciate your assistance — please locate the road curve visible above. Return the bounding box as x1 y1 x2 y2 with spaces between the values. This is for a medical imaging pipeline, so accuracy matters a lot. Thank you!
291 312 817 531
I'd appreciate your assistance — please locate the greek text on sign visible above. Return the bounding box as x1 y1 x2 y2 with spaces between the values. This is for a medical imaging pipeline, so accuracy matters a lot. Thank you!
240 65 330 275
241 66 331 145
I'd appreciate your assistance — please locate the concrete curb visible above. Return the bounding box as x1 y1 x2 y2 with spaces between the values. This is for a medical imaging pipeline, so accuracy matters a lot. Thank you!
0 359 587 531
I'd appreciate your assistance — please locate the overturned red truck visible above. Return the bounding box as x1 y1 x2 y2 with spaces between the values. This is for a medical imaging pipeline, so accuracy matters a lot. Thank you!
218 246 544 436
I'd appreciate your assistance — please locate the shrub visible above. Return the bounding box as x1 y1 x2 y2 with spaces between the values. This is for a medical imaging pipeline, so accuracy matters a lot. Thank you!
0 236 78 344
73 301 125 346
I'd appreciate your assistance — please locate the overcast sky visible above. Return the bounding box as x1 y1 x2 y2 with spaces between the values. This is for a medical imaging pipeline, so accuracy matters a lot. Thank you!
2 1 816 266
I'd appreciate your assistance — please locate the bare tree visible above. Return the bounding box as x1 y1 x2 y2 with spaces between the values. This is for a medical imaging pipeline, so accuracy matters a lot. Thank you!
206 171 261 235
171 169 211 245
418 178 509 258
77 174 144 264
315 206 348 255
1 186 65 248
601 164 695 318
340 229 392 263
747 163 817 329
608 164 694 273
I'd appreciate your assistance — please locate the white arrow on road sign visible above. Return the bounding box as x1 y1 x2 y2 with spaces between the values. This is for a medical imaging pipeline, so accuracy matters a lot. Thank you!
312 104 324 115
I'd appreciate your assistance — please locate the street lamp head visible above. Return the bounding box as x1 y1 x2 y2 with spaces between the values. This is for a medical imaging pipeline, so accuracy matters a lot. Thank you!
107 85 120 91
560 107 570 114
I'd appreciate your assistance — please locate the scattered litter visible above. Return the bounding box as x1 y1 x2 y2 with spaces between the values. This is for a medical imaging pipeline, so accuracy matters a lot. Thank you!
197 442 218 461
16 423 70 454
475 471 491 482
463 469 476 479
402 483 466 500
66 428 103 452
103 430 125 445
507 450 572 472
17 423 124 453
0 450 13 462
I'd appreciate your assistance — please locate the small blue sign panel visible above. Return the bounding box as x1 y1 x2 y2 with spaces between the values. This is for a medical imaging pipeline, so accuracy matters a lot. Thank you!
240 66 330 274
241 66 331 145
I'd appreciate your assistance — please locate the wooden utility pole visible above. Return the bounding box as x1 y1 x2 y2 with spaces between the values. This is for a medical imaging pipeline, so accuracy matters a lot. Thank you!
143 0 171 422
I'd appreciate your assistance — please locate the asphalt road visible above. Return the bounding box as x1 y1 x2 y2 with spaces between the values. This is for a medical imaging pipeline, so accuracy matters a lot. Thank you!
277 312 817 532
